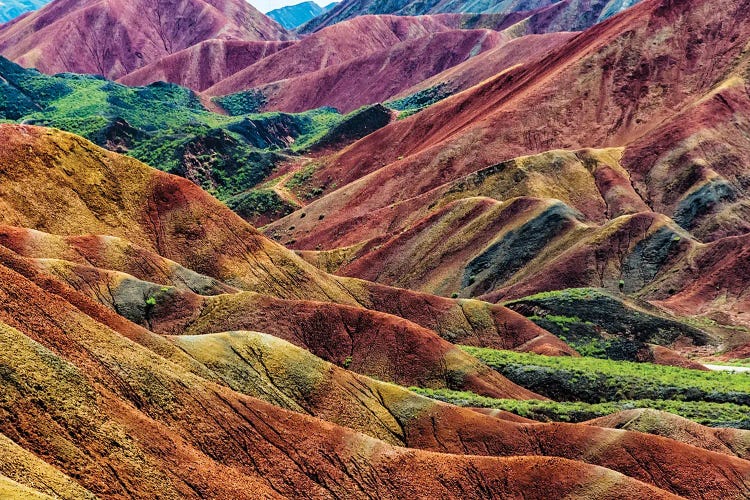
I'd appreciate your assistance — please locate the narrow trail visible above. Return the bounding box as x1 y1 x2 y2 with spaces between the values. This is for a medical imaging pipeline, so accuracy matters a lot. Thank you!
272 169 306 208
268 156 315 209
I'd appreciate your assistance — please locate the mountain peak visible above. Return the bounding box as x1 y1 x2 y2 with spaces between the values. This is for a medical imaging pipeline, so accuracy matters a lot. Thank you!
0 0 292 78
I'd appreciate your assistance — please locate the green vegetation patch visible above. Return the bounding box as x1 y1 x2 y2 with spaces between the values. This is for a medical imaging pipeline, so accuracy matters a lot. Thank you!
505 288 709 361
213 89 268 115
462 346 750 405
225 189 297 221
410 387 750 429
0 57 346 212
386 82 454 118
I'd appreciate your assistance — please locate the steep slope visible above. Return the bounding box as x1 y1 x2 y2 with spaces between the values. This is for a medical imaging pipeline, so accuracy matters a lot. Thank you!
387 30 576 108
0 124 351 302
1 252 681 499
0 124 565 396
0 0 50 22
262 0 750 329
0 226 567 361
0 0 291 79
117 39 296 91
3 242 750 498
267 0 322 28
0 238 746 498
1 120 750 497
203 15 472 98
211 27 507 113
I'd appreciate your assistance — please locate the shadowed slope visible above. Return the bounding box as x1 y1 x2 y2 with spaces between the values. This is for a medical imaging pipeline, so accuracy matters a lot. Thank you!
117 39 296 91
504 288 712 367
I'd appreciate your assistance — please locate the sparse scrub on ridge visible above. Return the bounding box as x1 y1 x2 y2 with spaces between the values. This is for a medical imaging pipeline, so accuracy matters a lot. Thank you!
213 89 268 115
504 288 710 361
386 82 454 116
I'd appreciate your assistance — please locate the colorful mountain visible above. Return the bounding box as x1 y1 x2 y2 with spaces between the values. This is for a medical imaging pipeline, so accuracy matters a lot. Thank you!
117 39 296 91
1 123 749 498
262 0 750 336
202 15 490 99
204 16 509 112
0 0 749 494
0 0 291 79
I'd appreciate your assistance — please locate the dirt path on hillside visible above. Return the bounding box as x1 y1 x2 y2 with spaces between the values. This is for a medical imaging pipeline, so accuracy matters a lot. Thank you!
271 169 306 208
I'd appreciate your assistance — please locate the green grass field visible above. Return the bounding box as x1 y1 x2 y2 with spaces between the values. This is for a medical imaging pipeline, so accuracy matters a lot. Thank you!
405 346 750 428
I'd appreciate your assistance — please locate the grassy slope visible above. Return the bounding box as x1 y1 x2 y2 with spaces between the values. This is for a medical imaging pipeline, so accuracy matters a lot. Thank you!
413 387 750 428
410 346 750 428
0 57 342 208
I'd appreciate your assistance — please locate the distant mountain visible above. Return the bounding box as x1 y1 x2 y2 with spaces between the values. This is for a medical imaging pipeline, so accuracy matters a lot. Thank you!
0 0 49 23
118 39 296 91
203 15 507 112
267 1 323 29
300 0 643 33
0 0 292 79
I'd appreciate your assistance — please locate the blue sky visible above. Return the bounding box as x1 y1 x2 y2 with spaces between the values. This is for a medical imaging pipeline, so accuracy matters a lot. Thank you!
251 0 326 13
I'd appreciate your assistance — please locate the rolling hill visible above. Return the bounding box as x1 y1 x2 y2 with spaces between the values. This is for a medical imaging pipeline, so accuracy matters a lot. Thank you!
1 122 749 498
262 0 750 335
0 0 749 494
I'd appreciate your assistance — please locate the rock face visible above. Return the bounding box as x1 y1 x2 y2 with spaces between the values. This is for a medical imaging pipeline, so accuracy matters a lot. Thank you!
267 0 323 29
1 123 750 498
0 0 291 78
